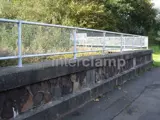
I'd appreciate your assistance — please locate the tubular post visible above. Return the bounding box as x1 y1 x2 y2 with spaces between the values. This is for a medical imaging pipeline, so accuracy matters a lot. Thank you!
123 37 126 50
132 36 134 51
141 36 143 50
103 32 106 55
73 29 77 59
120 34 123 53
18 21 22 67
147 37 149 49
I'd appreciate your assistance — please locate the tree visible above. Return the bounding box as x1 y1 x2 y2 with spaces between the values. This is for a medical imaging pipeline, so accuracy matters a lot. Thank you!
104 0 156 35
0 0 157 38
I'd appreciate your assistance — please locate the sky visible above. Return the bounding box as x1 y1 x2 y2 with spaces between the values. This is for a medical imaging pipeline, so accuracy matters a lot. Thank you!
152 0 160 8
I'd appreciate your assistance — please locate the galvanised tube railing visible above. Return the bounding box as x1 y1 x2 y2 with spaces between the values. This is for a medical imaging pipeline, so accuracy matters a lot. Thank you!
17 21 22 67
0 18 148 67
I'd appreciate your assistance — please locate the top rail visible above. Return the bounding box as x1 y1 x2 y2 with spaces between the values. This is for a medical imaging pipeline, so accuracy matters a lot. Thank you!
0 18 145 37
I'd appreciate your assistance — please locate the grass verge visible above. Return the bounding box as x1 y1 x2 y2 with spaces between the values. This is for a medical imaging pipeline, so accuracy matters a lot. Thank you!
151 45 160 67
153 54 160 67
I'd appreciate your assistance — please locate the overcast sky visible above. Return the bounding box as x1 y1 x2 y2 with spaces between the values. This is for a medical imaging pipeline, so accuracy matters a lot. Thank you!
152 0 160 8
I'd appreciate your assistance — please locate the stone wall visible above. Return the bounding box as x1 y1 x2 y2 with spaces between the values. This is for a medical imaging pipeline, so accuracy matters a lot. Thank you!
0 50 152 120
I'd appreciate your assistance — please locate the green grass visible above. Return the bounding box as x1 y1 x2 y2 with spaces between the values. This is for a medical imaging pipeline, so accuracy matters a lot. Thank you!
153 54 160 67
151 46 160 67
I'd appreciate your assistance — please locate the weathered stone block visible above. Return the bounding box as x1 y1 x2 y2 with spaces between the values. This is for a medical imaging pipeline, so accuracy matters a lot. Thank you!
0 50 152 120
86 69 96 86
60 76 73 96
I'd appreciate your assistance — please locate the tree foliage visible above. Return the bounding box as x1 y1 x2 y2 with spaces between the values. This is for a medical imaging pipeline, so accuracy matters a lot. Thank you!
104 0 156 35
0 0 158 39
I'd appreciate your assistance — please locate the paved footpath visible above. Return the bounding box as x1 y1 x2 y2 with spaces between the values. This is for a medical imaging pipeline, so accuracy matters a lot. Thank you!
61 68 160 120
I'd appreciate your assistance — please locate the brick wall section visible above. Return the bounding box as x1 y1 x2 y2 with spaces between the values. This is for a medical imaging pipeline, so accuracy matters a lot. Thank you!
0 50 152 120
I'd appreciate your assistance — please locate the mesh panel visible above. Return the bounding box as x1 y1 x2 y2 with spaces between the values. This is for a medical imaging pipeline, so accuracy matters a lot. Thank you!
22 24 73 55
76 30 104 52
0 22 18 57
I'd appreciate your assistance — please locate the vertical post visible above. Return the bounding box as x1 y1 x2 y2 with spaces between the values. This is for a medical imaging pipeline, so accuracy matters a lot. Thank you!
73 29 77 59
123 37 126 50
146 37 149 49
102 32 106 55
140 36 143 50
132 36 134 51
18 21 22 67
120 34 123 53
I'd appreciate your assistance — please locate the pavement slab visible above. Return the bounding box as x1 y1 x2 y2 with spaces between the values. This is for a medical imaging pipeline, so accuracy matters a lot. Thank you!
61 68 160 120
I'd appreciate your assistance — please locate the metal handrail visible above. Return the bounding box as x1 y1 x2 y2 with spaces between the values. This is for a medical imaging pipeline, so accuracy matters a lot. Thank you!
0 18 148 67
